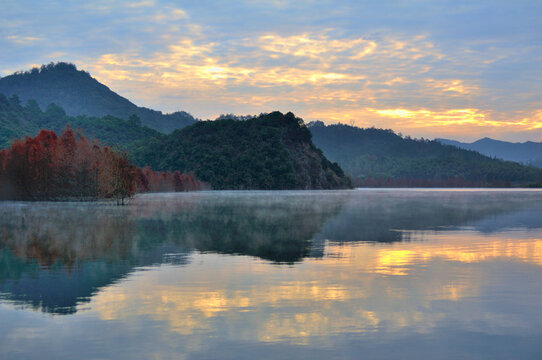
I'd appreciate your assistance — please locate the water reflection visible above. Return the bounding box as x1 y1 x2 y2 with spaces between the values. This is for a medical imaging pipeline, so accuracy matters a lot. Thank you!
0 192 344 314
1 190 542 359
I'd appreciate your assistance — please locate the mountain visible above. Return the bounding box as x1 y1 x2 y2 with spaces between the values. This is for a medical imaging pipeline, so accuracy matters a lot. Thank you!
1 100 348 190
133 112 352 190
0 93 163 150
0 62 196 133
438 137 542 168
3 63 539 189
308 121 542 186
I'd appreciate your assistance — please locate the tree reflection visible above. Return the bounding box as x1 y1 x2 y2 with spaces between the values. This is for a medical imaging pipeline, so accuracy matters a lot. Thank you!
0 190 541 314
0 193 344 313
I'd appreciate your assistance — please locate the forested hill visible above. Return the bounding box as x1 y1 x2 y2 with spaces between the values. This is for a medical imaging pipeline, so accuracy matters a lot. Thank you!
438 137 542 168
0 100 348 190
0 93 163 150
0 62 196 133
308 121 542 186
133 112 351 190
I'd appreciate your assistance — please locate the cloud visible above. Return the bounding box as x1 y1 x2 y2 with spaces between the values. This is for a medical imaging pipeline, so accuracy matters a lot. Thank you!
3 0 542 140
127 0 156 8
6 35 42 45
78 26 542 141
255 34 377 59
303 107 542 140
425 79 479 95
368 108 487 127
82 31 444 108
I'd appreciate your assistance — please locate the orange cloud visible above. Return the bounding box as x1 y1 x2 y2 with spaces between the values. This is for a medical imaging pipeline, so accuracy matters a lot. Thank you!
425 79 479 95
6 35 42 45
369 108 487 126
256 34 377 60
73 26 540 139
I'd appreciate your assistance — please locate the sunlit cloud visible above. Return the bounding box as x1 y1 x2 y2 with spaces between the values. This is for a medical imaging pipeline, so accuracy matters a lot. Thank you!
127 0 156 8
256 34 377 60
2 0 542 140
80 31 446 120
301 107 542 140
369 108 487 126
149 8 188 22
371 107 542 130
6 35 42 45
425 79 479 95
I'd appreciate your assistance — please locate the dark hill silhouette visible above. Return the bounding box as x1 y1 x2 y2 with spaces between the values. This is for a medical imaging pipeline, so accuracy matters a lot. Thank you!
308 121 542 186
133 112 352 190
0 62 196 133
438 137 542 168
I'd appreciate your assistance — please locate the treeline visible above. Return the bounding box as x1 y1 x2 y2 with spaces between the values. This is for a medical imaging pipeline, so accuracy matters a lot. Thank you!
138 166 207 193
132 112 351 190
0 92 164 150
309 122 542 186
0 127 205 202
356 176 516 188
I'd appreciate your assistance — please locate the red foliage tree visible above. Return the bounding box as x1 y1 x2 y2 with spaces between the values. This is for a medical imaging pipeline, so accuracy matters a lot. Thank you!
0 126 207 202
0 126 137 202
136 167 206 193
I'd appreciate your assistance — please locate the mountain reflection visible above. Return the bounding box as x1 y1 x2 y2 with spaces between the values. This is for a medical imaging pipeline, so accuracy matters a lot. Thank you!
0 190 541 315
0 192 344 314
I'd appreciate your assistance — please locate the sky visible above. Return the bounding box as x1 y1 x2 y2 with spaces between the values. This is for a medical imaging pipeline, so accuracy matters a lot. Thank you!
1 0 541 141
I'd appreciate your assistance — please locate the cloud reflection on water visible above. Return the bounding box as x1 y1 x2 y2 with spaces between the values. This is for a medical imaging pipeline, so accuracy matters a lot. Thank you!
1 190 542 359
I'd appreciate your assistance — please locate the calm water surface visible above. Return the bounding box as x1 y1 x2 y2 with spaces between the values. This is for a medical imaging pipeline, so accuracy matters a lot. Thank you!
1 189 542 359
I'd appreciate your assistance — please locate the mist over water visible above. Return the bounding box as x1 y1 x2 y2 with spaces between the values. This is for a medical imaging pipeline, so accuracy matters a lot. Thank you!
1 189 542 359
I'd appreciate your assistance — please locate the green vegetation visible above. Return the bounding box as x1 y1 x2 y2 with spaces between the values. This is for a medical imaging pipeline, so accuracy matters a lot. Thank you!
0 93 164 151
0 99 349 190
0 62 196 133
133 112 351 190
308 121 542 186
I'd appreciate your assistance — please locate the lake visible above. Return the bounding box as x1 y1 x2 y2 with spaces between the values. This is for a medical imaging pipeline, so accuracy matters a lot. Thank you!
1 189 542 359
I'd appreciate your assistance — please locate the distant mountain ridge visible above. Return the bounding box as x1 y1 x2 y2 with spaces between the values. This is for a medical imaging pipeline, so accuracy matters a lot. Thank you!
437 137 542 168
0 62 196 133
308 121 542 186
